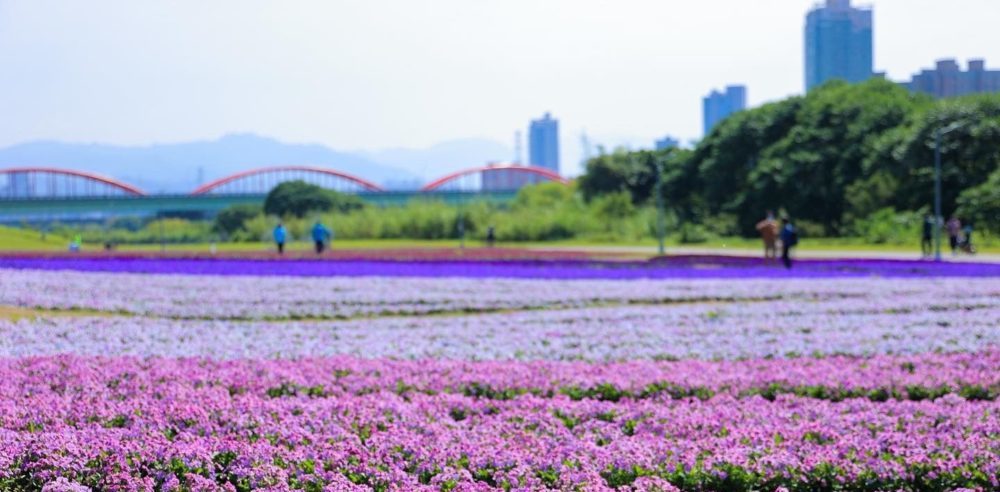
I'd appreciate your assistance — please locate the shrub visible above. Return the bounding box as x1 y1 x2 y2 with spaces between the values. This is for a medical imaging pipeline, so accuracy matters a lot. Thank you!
678 223 712 244
849 208 923 245
213 204 261 238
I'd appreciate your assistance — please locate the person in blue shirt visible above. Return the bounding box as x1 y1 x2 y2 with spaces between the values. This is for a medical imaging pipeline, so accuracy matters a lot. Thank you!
779 217 798 269
273 222 287 254
961 222 975 254
311 221 332 254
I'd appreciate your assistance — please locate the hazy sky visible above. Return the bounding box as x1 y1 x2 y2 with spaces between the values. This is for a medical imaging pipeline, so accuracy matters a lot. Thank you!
1 0 998 174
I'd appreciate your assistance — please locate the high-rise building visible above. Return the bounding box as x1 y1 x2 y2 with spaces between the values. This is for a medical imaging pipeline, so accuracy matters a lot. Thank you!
654 136 679 151
805 0 873 91
703 85 747 136
902 59 1000 99
529 112 560 174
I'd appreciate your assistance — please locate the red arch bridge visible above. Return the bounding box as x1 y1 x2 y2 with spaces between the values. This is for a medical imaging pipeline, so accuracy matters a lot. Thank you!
0 165 569 221
0 167 147 199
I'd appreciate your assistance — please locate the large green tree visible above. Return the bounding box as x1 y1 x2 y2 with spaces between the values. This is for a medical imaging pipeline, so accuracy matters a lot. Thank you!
578 147 690 206
263 180 364 218
694 79 926 235
879 95 1000 217
685 95 802 230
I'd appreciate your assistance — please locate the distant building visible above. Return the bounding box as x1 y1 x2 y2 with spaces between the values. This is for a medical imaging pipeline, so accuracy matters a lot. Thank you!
902 59 1000 98
703 86 747 136
528 113 560 174
805 0 873 91
654 136 679 151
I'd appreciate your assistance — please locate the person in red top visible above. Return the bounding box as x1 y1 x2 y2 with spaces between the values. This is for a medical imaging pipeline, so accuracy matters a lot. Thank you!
755 211 779 260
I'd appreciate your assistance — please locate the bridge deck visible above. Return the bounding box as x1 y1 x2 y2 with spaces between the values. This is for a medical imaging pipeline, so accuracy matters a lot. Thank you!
0 191 518 223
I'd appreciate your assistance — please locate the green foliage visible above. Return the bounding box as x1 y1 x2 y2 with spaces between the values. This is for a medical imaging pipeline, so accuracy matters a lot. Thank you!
213 204 261 237
592 191 635 219
688 79 926 235
578 80 1000 235
678 223 712 244
578 149 656 203
957 167 1000 235
886 95 1000 216
844 172 900 224
53 218 212 245
512 181 575 209
578 147 691 206
848 208 924 245
263 180 364 218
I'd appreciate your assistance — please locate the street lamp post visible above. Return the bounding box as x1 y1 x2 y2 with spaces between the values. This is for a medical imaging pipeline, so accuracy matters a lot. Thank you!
654 157 666 256
457 209 465 249
933 128 942 262
932 122 963 262
160 215 166 254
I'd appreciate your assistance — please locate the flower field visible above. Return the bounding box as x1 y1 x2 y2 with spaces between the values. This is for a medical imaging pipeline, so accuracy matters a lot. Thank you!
0 257 997 491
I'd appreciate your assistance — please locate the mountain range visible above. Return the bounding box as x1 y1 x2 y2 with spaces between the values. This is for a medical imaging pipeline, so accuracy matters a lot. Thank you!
0 134 512 193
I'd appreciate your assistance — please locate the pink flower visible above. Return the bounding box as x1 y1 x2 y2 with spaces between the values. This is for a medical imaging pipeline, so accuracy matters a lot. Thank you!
41 477 91 492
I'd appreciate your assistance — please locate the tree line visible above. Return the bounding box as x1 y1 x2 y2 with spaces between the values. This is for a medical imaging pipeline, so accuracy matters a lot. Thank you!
579 79 1000 237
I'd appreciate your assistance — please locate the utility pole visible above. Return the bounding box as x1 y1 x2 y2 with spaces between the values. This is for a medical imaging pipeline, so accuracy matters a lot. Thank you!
159 214 166 254
655 156 666 256
933 128 942 262
933 122 963 262
457 209 465 249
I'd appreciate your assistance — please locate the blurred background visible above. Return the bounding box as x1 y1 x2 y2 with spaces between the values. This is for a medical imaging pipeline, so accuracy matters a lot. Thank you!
1 0 998 254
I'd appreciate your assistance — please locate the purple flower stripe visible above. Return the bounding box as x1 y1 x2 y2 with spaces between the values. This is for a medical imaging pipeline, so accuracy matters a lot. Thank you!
0 255 998 278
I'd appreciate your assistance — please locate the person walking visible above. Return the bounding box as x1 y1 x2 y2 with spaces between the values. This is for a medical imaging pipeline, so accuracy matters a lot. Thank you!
273 222 287 255
779 217 798 269
311 220 332 254
755 211 779 260
946 216 962 256
921 215 934 258
485 226 496 248
961 222 975 254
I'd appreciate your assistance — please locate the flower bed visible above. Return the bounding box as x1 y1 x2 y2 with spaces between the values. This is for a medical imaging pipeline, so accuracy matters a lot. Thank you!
1 356 998 491
0 261 998 491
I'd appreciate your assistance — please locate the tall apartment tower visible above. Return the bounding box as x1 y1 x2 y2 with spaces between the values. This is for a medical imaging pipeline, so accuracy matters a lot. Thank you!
703 85 747 136
528 112 560 174
805 0 873 91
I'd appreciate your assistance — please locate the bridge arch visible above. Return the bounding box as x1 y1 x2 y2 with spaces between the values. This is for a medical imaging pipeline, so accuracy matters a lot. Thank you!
191 165 385 195
0 167 146 198
421 164 568 192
